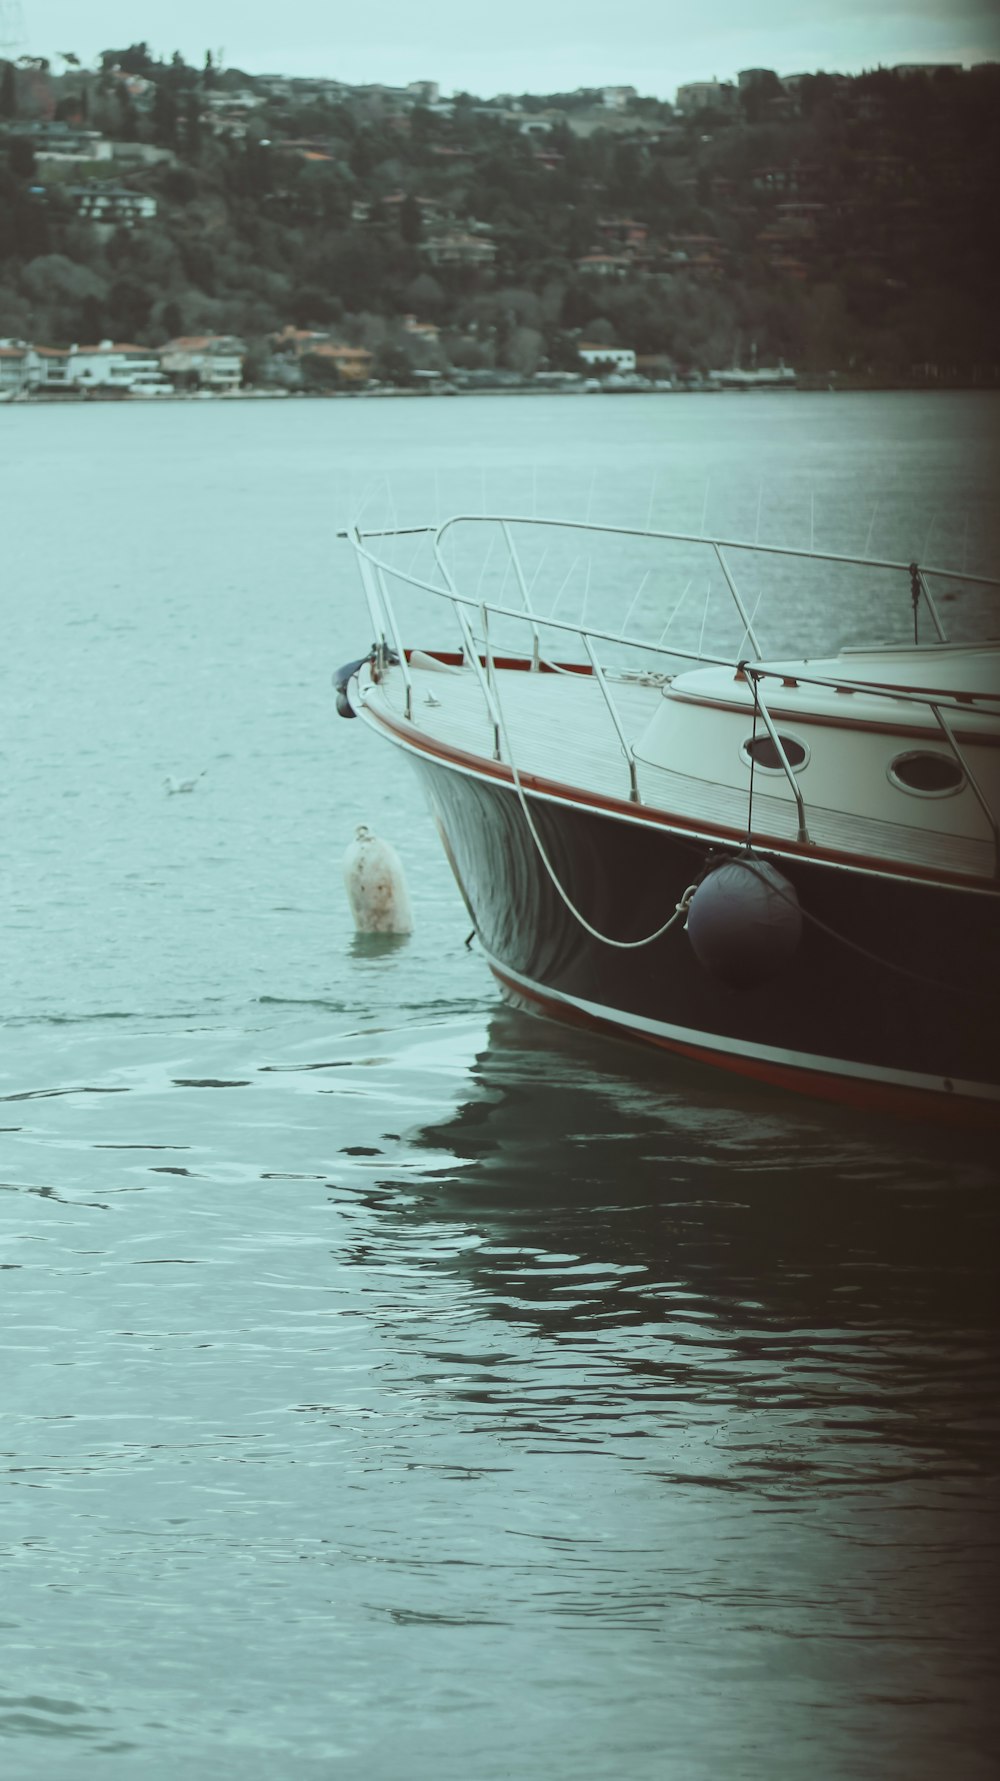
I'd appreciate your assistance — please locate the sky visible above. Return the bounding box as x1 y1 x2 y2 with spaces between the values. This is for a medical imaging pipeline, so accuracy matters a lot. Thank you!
8 0 1000 98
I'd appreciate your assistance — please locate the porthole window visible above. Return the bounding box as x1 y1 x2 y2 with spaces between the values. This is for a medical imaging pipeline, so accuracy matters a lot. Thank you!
888 751 964 797
740 733 809 774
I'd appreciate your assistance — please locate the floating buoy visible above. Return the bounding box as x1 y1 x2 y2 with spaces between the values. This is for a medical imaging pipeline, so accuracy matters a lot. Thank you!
686 856 801 990
333 657 367 719
342 825 413 934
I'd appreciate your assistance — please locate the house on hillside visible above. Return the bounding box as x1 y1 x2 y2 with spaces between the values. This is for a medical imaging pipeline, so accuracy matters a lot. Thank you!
423 230 497 268
26 346 73 389
269 328 373 385
70 185 157 227
378 192 442 226
667 233 728 273
160 336 247 390
674 80 739 116
32 131 112 167
0 341 32 396
301 343 373 383
601 86 637 109
108 141 174 167
578 344 637 372
597 218 650 253
402 315 441 342
38 138 172 169
575 251 631 278
68 342 170 393
9 122 96 153
6 341 168 393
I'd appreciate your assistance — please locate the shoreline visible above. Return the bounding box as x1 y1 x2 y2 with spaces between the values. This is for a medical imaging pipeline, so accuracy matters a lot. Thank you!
3 380 999 407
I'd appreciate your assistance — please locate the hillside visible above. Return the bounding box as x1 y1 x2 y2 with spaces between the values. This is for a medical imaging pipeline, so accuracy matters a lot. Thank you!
1 47 998 385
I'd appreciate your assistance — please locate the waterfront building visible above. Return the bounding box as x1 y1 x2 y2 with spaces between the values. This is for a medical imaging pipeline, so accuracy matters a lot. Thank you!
160 336 247 391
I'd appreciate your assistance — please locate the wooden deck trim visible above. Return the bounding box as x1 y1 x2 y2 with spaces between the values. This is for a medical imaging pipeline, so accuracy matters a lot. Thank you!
667 687 1000 744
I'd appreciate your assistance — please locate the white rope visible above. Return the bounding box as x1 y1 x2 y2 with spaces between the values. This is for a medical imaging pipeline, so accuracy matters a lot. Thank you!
485 636 697 949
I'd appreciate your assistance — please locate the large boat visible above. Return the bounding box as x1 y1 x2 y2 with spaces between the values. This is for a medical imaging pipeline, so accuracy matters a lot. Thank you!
337 513 1000 1123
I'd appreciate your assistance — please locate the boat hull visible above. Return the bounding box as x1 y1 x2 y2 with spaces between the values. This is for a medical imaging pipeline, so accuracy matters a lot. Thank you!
405 748 1000 1122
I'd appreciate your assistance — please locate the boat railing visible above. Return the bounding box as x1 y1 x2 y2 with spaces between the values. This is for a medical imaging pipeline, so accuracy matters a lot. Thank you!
346 516 999 870
738 669 811 843
928 701 999 870
354 510 993 651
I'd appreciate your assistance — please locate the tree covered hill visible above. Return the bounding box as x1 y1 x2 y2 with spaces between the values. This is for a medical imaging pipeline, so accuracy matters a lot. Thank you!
1 46 997 383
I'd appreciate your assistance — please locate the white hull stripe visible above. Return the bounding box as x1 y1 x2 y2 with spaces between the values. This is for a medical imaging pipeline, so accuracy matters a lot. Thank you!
485 950 1000 1105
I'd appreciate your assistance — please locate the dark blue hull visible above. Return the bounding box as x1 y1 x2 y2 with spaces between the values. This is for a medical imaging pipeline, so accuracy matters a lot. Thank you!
408 751 1000 1120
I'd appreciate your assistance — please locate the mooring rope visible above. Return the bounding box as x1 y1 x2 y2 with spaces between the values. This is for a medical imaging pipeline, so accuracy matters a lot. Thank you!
485 645 696 949
737 848 1000 1005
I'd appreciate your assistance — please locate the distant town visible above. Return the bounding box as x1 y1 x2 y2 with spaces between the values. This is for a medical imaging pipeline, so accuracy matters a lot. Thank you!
1 329 802 400
1 46 996 396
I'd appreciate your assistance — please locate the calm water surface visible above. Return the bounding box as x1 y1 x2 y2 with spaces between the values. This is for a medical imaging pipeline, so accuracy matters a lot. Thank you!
2 394 998 1779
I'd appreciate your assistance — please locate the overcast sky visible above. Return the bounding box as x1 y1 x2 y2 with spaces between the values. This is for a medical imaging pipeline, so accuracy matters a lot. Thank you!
11 0 1000 97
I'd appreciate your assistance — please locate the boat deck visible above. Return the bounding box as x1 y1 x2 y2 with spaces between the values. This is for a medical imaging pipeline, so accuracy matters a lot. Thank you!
360 660 996 884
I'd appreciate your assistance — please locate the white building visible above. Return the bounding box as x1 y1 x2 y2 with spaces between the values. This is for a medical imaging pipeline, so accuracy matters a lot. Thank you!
160 335 246 390
578 344 637 372
35 137 114 170
27 346 73 388
18 341 169 394
0 341 31 396
109 142 175 167
675 80 738 116
423 230 497 268
68 342 169 392
70 185 158 227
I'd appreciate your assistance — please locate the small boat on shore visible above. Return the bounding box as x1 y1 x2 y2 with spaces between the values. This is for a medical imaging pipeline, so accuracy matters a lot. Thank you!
337 513 1000 1122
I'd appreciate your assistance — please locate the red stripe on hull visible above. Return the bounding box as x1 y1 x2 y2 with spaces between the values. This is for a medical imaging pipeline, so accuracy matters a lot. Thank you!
360 694 992 893
489 964 1000 1129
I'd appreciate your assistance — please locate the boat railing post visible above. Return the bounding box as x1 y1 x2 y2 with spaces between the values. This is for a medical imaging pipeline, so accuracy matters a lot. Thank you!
430 521 521 758
447 605 501 759
431 527 465 666
375 563 414 721
352 528 389 654
479 601 493 702
583 634 641 802
749 670 810 843
929 700 999 876
911 563 949 644
714 544 763 661
479 603 503 761
500 520 541 670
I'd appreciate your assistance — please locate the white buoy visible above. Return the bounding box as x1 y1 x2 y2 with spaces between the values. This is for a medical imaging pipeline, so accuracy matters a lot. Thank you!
342 825 413 934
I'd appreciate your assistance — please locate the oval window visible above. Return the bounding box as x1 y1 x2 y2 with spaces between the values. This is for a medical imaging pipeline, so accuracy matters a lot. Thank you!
741 733 809 773
888 751 964 796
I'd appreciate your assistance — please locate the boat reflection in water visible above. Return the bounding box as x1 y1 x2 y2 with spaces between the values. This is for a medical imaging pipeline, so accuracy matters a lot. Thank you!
334 1008 998 1771
374 1006 995 1350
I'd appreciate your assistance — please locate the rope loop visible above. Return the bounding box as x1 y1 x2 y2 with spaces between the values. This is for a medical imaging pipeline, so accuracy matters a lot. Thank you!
487 649 699 950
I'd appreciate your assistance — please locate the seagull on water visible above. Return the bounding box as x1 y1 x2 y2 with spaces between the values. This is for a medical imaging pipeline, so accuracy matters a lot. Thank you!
163 770 207 795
